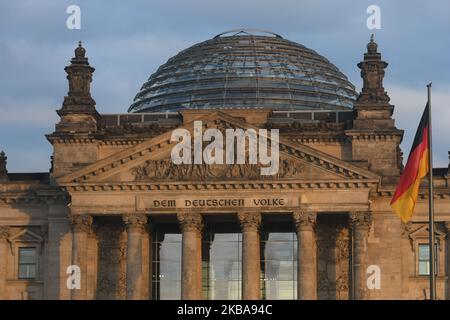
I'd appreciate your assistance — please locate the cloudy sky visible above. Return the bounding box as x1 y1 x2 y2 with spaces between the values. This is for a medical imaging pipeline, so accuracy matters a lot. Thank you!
0 0 449 172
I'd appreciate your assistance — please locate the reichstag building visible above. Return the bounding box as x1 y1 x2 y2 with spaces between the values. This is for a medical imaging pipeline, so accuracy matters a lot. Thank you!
0 29 449 300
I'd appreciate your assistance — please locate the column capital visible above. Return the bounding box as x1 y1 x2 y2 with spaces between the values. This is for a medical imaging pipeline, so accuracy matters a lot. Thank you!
68 214 93 233
293 209 317 231
0 226 10 240
238 211 261 232
122 214 148 232
177 212 203 233
349 211 372 230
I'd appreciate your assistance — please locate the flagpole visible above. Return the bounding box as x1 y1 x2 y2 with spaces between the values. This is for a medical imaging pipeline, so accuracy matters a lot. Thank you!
427 82 436 300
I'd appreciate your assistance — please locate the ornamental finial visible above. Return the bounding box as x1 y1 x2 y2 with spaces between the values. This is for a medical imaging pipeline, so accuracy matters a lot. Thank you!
0 151 8 182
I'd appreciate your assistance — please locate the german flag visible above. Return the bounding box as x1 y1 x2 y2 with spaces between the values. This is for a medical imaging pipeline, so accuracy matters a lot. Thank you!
391 104 430 222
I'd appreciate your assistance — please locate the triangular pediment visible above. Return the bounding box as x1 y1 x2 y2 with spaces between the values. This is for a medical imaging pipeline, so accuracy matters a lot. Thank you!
10 229 43 242
58 111 380 185
409 225 446 239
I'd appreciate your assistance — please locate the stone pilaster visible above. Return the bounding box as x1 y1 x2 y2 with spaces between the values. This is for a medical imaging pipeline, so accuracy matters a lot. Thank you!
177 212 203 300
400 221 413 297
293 209 317 300
349 211 372 300
68 214 93 300
122 214 148 300
345 36 403 177
0 226 10 299
238 211 261 300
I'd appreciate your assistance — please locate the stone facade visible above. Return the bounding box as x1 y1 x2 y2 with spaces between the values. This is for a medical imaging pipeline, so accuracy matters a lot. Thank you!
0 38 450 300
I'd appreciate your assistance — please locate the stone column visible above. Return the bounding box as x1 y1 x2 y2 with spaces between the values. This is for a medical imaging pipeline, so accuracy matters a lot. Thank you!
69 214 93 300
177 211 203 300
0 226 10 299
123 214 148 300
238 211 261 300
293 209 317 300
349 211 372 300
444 222 450 300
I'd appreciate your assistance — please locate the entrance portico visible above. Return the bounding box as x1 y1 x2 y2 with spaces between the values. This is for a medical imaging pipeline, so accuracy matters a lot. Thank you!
58 111 379 300
66 183 375 300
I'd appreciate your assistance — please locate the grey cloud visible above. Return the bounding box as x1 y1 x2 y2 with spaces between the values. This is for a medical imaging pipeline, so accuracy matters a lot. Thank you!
390 85 450 167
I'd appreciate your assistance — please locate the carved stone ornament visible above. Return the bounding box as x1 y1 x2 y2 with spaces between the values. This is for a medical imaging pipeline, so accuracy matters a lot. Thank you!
349 211 372 230
0 226 10 240
96 225 126 299
293 209 317 230
237 212 261 232
356 36 390 104
401 221 413 238
177 212 203 233
317 223 350 300
122 214 148 232
131 157 304 181
444 221 450 233
68 214 93 233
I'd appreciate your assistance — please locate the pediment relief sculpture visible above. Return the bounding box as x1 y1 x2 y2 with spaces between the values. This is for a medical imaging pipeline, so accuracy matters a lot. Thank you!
130 157 305 181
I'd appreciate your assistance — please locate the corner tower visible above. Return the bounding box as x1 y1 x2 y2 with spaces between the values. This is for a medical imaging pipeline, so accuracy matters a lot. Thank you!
47 42 100 177
346 36 404 179
55 41 99 133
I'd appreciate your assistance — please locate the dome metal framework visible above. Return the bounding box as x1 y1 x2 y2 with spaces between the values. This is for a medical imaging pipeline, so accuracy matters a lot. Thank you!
129 30 357 113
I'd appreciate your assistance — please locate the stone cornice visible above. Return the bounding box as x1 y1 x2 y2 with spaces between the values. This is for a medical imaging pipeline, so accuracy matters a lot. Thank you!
345 129 404 140
48 138 98 144
47 136 154 146
374 189 450 200
46 133 100 144
0 185 69 205
60 179 377 193
289 137 349 144
99 140 145 146
0 194 68 205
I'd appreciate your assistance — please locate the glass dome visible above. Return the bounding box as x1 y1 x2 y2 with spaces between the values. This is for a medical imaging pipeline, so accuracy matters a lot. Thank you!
129 29 357 113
